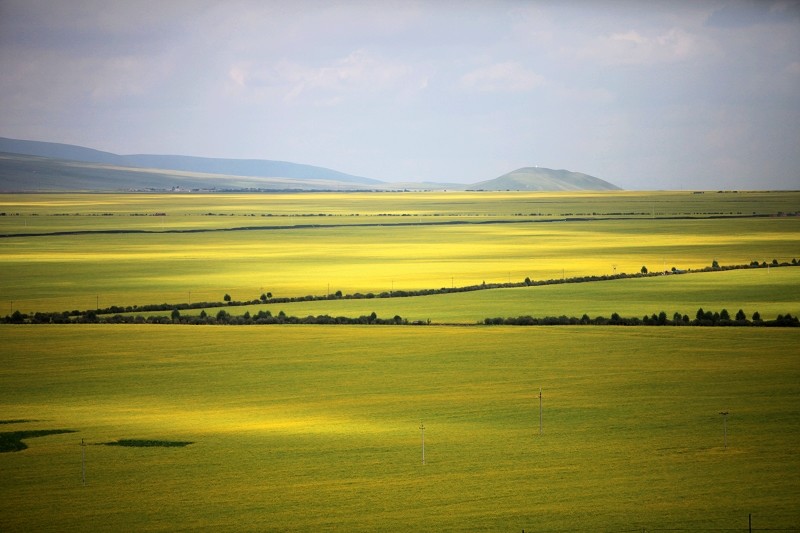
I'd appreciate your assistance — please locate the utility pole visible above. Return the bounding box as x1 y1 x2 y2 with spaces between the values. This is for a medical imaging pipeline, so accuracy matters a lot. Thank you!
539 388 543 436
420 421 425 465
719 411 729 449
81 438 86 486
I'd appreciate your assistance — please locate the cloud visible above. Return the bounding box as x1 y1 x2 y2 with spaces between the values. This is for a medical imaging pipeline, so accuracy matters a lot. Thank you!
227 50 423 105
578 27 708 67
459 61 544 92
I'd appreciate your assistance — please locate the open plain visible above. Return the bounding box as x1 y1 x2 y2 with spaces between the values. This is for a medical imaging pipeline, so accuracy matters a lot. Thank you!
1 191 799 531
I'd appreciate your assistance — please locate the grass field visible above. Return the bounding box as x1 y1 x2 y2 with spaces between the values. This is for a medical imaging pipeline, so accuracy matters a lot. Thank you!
2 198 798 314
1 191 798 531
1 325 798 531
148 266 798 324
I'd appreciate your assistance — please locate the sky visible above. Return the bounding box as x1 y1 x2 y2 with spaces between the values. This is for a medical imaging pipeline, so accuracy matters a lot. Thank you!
1 1 798 190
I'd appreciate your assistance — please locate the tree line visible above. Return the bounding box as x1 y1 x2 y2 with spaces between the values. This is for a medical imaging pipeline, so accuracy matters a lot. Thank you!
5 308 410 326
484 309 799 327
5 307 798 327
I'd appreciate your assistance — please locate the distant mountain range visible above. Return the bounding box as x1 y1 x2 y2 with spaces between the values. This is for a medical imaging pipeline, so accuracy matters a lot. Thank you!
0 137 621 192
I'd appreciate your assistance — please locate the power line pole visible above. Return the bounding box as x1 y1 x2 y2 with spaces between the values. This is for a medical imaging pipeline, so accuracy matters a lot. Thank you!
419 421 425 465
539 388 543 436
81 438 86 486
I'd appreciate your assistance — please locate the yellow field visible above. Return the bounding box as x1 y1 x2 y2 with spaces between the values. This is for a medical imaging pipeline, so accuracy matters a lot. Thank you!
1 325 798 531
2 197 798 313
1 191 798 531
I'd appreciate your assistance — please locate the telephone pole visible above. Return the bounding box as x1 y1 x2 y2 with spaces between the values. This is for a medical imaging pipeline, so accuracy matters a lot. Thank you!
81 438 86 486
719 411 729 449
419 421 425 465
539 388 543 436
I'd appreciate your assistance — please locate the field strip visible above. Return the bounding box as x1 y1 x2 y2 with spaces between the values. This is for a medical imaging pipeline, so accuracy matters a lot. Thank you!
0 212 779 239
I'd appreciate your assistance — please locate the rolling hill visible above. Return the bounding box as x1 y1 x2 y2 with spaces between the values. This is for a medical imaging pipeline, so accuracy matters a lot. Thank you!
468 167 621 191
0 152 382 192
0 137 379 190
0 137 622 191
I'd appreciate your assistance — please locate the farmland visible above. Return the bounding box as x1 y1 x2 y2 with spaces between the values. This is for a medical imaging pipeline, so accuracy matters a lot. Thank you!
1 191 798 315
1 190 799 531
1 325 799 531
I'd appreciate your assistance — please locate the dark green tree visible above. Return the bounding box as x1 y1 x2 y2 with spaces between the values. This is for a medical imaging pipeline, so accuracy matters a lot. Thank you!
223 293 231 302
735 309 747 321
641 265 648 274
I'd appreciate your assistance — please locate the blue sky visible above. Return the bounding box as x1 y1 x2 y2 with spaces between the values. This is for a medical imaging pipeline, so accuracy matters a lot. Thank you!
1 0 798 189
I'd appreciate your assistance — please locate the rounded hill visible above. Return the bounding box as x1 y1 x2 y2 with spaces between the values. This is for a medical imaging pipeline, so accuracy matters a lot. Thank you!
470 167 621 191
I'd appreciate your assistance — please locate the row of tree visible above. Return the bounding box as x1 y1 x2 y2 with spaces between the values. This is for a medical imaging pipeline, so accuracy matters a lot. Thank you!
6 307 798 327
5 309 409 326
484 309 799 327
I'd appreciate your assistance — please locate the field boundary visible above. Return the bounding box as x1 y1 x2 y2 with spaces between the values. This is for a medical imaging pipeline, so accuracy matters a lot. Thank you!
0 212 791 239
5 261 799 327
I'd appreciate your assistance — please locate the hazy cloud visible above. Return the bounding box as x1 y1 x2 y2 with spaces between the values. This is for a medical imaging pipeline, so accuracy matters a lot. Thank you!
460 62 544 92
577 27 710 66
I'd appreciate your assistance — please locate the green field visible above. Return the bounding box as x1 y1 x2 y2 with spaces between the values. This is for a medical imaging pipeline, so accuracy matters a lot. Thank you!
1 325 798 531
1 191 799 531
1 191 798 314
142 267 798 324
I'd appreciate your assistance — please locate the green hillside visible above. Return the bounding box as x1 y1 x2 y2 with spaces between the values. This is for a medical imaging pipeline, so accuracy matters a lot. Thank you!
471 167 621 191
